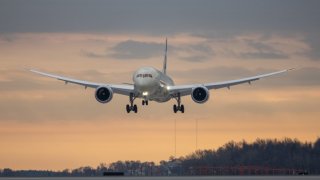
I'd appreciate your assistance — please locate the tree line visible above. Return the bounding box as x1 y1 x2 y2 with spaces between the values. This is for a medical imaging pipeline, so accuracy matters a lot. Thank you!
1 137 319 176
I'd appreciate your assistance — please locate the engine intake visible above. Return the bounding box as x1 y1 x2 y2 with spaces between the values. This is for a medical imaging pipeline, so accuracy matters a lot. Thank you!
191 86 209 103
95 86 113 103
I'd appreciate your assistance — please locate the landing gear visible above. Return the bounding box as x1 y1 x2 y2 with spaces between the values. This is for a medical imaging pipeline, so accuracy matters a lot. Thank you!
173 104 185 113
173 93 185 113
126 93 138 113
142 100 149 106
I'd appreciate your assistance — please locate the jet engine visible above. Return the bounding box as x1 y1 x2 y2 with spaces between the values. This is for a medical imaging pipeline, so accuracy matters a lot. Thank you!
95 86 113 103
191 86 209 103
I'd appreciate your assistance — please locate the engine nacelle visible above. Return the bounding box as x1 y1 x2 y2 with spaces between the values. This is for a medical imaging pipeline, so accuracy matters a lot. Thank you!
95 86 113 103
191 86 209 104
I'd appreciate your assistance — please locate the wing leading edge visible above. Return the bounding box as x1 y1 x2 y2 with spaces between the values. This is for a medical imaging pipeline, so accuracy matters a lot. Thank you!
168 68 294 96
29 69 134 96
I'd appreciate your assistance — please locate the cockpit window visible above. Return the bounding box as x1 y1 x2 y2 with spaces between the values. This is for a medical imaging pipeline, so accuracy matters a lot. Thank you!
136 74 153 78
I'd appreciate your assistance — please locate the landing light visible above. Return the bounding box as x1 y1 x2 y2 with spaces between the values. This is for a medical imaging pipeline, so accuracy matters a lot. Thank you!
166 86 171 90
142 91 148 96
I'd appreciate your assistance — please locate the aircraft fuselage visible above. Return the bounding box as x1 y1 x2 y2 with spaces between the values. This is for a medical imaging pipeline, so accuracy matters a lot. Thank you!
133 67 174 102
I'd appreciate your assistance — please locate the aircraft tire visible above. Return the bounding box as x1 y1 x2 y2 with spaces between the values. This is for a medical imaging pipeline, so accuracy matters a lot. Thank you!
181 105 185 113
173 104 177 113
126 104 131 113
134 104 138 113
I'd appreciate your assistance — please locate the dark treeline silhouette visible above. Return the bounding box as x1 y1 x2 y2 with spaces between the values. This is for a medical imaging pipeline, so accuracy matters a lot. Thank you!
1 138 319 176
180 138 320 175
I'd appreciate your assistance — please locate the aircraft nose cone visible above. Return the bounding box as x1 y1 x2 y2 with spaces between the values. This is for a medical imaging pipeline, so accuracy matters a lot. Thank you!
136 77 154 90
134 67 158 95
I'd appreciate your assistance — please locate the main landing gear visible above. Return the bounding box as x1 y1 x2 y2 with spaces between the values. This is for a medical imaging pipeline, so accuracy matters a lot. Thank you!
126 93 138 113
173 93 184 113
142 100 148 106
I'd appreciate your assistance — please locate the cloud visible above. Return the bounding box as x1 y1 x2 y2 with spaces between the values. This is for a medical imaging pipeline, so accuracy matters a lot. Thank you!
0 69 53 91
304 33 320 61
78 32 312 62
82 40 165 60
1 0 319 36
82 38 215 62
203 34 306 60
110 40 164 59
180 55 210 62
175 43 214 62
81 50 108 59
238 40 289 60
239 52 288 60
0 34 17 42
171 66 320 87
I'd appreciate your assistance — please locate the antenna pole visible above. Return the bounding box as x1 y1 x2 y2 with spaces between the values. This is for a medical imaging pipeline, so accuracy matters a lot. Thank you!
196 119 198 151
174 118 176 157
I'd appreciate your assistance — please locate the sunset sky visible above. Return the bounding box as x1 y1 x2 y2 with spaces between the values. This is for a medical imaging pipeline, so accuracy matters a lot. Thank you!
0 0 320 170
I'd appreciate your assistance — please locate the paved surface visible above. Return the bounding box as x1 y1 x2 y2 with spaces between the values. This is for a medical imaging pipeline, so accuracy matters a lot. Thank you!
1 176 320 180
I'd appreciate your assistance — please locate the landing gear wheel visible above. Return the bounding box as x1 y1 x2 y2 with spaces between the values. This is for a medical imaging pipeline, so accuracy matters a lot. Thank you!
173 93 185 113
181 105 185 113
173 104 178 113
133 104 138 113
142 100 145 106
146 100 148 106
126 104 130 113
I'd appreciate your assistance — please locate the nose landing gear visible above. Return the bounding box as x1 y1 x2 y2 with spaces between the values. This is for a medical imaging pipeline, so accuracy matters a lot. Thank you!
173 93 184 113
142 100 149 106
126 93 138 113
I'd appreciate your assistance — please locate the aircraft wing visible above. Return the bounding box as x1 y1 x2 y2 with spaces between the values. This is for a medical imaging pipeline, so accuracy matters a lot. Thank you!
168 69 294 96
29 69 134 96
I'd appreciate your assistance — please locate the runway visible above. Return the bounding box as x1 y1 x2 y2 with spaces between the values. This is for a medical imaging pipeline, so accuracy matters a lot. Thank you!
0 176 319 180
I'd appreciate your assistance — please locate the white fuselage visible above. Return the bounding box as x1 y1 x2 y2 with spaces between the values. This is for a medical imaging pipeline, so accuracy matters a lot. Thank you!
133 67 174 102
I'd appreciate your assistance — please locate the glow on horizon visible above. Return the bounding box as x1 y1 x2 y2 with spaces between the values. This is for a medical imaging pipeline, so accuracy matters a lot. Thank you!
0 33 319 170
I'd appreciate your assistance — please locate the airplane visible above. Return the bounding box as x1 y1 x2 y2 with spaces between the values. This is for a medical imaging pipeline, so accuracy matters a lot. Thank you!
30 39 293 113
